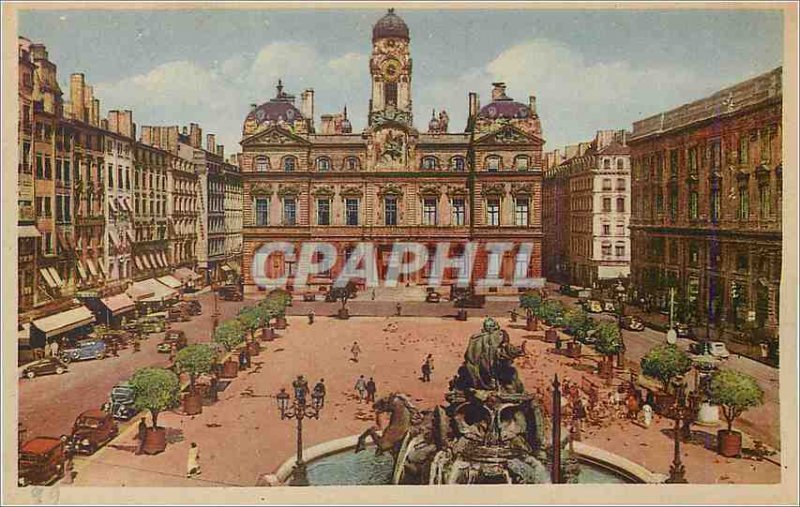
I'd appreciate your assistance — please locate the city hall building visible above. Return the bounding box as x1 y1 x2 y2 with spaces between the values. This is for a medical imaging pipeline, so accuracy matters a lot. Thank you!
240 9 545 292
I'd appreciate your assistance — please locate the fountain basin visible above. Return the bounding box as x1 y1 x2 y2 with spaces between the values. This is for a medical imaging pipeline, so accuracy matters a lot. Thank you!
273 435 666 486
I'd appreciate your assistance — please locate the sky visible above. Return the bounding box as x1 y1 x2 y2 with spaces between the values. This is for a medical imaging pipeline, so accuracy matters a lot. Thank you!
19 7 784 153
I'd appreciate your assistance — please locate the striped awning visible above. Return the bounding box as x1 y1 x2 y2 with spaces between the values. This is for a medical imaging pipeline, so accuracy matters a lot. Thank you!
141 255 152 269
126 229 136 243
49 268 64 287
76 260 88 281
40 268 58 289
32 306 95 339
109 198 118 212
86 259 99 277
159 252 169 268
97 260 108 277
149 253 159 269
108 229 121 247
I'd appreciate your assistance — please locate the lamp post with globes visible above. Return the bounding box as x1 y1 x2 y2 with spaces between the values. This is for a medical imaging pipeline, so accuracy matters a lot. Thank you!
615 279 627 367
665 375 692 483
275 383 326 486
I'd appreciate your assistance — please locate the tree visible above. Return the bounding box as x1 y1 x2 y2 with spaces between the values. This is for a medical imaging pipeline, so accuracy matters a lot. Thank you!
267 288 292 316
708 369 764 432
130 367 181 429
563 307 592 339
539 299 565 326
237 306 262 342
329 280 359 311
519 291 543 320
640 344 693 393
594 321 622 365
175 344 216 392
214 319 245 352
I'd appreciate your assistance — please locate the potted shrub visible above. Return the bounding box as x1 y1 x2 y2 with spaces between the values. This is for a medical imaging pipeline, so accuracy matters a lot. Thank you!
640 344 692 414
268 289 292 329
256 299 278 341
237 306 262 356
708 369 764 457
563 307 592 341
130 367 181 455
329 280 358 320
593 322 622 379
519 291 543 331
540 299 565 327
214 319 245 379
175 344 216 415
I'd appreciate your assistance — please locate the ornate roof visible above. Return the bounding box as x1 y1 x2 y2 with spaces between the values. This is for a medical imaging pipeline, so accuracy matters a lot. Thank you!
245 80 305 125
478 100 531 120
373 8 410 42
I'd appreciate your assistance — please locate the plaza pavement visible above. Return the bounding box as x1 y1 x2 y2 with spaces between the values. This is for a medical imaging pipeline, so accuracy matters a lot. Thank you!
67 314 780 487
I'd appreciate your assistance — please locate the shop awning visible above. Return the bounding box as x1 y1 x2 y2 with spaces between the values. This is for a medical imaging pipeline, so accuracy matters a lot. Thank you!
174 267 201 282
48 267 64 287
97 260 108 278
135 278 179 303
159 252 169 268
108 229 121 248
86 259 99 277
19 225 42 238
149 253 159 269
32 306 95 339
133 256 143 271
76 260 88 281
40 268 58 289
157 275 183 289
109 198 118 213
141 255 152 269
100 293 136 315
126 281 155 301
126 229 136 243
122 198 133 212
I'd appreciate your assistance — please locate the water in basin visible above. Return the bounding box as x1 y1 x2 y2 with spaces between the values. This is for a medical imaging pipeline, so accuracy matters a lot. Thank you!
306 449 631 485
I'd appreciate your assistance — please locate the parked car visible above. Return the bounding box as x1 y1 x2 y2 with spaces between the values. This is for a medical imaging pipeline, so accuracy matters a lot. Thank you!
67 409 119 455
602 300 617 313
103 382 138 421
583 299 603 313
675 322 695 339
18 437 66 487
21 357 68 379
183 300 202 316
59 339 107 363
136 314 167 334
168 305 191 323
559 285 578 297
690 341 730 359
425 291 441 303
158 329 187 353
218 285 243 301
620 315 645 331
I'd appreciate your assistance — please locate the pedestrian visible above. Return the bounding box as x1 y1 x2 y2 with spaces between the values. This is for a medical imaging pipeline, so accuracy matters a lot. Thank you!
421 354 433 382
238 349 248 371
350 341 361 363
354 375 367 402
186 442 200 478
510 309 518 323
645 389 655 408
293 375 309 403
50 339 59 359
396 302 402 317
760 342 769 361
136 417 147 455
62 452 75 484
572 398 586 441
642 403 653 427
365 377 377 403
313 379 326 407
371 289 376 301
308 309 315 325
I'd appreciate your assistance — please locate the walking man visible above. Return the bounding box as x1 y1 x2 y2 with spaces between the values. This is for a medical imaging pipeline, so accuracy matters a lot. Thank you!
350 341 362 363
50 339 59 359
365 377 377 403
642 402 653 428
186 442 201 478
313 379 326 407
421 354 434 382
395 302 402 317
308 309 315 325
135 417 147 455
354 375 367 402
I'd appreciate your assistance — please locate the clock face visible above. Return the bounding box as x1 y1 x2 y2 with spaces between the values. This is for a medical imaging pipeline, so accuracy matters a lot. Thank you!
381 59 401 82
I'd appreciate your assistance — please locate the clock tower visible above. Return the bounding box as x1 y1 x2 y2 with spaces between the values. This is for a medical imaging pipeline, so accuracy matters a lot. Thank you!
368 9 412 128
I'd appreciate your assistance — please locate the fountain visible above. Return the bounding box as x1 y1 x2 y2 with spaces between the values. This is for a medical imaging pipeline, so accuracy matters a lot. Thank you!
265 318 666 486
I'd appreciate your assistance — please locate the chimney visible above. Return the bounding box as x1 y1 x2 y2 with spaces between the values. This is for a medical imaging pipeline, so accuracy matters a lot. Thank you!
83 85 94 123
92 98 100 126
101 119 109 130
166 126 179 152
320 114 334 135
529 95 537 116
30 43 48 61
70 73 86 123
216 145 224 158
118 110 133 138
468 92 478 119
206 133 216 152
300 89 315 122
108 110 120 133
189 123 201 148
491 82 507 101
140 125 153 146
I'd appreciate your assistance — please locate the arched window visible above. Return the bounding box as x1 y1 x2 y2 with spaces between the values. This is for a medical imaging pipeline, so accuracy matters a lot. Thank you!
603 158 612 170
282 156 297 172
344 157 360 171
316 157 331 172
421 156 439 171
486 156 501 172
451 156 466 172
255 157 269 172
514 155 530 171
616 158 624 171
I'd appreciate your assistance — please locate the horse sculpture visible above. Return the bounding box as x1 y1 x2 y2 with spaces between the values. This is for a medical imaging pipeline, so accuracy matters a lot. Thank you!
355 393 418 456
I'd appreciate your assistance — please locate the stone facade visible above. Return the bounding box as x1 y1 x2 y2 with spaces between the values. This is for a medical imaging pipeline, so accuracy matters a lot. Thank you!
629 67 782 342
543 131 631 288
240 10 544 292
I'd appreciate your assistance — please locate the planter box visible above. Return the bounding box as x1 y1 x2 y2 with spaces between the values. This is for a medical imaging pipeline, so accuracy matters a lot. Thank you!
338 308 350 320
526 317 539 332
566 342 582 358
456 309 468 321
261 327 275 341
183 392 203 416
544 329 559 343
717 429 742 457
220 359 238 379
274 316 288 329
142 427 167 455
654 393 676 416
248 341 261 356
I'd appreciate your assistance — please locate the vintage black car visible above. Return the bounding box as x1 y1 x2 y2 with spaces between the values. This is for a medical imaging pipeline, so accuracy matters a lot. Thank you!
157 329 187 353
104 382 138 420
620 315 645 331
21 357 69 379
67 409 119 455
675 322 695 339
18 437 66 487
425 291 441 303
218 285 243 301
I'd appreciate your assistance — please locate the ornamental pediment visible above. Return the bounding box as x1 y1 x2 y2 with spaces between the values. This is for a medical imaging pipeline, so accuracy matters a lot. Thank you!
377 183 404 197
418 184 441 197
475 124 542 146
481 183 506 197
250 182 273 196
311 185 335 197
241 126 310 147
510 183 535 196
277 184 302 197
340 185 364 198
446 185 469 197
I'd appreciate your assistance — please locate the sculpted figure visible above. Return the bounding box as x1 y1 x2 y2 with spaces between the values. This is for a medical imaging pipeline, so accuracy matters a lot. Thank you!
461 318 526 393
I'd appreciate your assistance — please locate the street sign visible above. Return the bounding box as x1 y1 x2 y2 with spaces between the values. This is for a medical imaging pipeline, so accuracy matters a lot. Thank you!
666 328 677 345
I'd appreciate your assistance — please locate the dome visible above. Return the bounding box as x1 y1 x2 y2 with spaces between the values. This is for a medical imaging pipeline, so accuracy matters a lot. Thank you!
478 100 531 120
247 80 305 125
372 8 409 42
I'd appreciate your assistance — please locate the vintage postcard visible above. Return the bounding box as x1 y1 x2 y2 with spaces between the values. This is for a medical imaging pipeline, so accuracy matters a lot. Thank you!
2 1 798 505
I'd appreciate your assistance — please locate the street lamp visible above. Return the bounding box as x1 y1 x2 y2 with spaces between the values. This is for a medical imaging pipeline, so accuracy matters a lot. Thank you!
615 279 626 367
275 382 326 486
665 375 691 484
